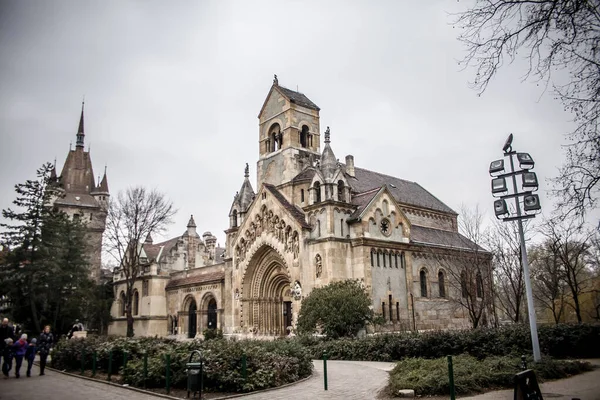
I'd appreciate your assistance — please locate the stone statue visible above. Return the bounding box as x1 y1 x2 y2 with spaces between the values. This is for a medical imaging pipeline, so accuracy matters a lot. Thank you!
292 281 302 300
315 254 323 278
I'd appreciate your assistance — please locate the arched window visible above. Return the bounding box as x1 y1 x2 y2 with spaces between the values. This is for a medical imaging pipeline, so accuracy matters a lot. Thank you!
461 271 468 298
394 253 398 268
476 271 484 298
269 123 281 151
337 180 345 202
317 220 321 237
383 251 387 267
370 249 375 267
232 210 238 228
389 252 393 268
420 270 428 297
400 252 406 269
313 182 321 203
438 271 446 298
119 291 126 316
377 250 381 267
300 125 309 148
133 290 139 315
301 189 305 203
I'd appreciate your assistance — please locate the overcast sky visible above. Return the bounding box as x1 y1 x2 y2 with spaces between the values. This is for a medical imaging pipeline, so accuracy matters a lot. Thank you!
0 0 590 262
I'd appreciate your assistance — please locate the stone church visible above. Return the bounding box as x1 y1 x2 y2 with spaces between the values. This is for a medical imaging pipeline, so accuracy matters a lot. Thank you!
108 77 491 337
52 103 109 282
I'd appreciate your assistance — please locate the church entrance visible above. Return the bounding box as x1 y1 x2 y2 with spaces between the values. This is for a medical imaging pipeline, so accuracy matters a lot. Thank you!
242 245 292 336
188 300 197 338
207 299 217 330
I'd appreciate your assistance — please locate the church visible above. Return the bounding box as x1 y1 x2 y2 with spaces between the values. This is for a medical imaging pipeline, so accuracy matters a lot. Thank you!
108 77 491 337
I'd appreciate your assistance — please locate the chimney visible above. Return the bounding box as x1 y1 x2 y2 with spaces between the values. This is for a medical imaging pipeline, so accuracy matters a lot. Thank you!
345 155 355 177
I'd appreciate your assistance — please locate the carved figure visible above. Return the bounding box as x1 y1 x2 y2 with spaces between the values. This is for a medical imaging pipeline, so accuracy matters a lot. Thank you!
235 289 240 300
292 281 302 300
315 254 323 278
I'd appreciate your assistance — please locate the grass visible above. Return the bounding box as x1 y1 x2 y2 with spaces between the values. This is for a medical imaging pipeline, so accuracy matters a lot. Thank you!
387 355 592 397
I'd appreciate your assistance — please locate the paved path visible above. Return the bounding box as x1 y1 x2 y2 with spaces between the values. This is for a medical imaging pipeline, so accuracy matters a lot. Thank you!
241 360 396 400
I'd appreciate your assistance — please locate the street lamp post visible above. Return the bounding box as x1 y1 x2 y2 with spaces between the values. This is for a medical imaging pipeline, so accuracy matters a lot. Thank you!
489 134 542 362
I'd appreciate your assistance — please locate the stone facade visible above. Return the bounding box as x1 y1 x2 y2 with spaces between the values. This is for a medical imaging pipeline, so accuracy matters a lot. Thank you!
108 78 492 338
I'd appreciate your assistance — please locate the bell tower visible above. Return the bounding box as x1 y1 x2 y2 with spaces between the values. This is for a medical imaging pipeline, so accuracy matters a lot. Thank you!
257 75 321 188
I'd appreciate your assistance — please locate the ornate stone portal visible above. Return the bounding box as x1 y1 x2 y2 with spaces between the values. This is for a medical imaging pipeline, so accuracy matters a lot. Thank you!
240 245 293 335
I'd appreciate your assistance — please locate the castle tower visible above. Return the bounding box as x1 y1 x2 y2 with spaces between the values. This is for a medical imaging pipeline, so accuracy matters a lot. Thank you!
256 75 321 188
53 102 109 282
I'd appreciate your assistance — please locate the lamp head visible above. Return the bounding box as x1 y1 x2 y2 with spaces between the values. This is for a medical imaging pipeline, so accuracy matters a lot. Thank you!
503 134 513 153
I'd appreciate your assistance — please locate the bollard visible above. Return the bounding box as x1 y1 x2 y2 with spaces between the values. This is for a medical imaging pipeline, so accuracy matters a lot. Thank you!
323 351 328 391
143 352 148 389
92 351 97 377
447 356 456 400
521 355 527 370
242 352 247 381
81 348 85 375
107 350 113 381
166 354 171 394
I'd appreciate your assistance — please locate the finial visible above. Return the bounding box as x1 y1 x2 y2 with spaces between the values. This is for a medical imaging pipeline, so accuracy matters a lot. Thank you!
53 157 56 168
273 74 278 86
104 164 107 175
324 126 330 144
69 141 72 151
97 175 101 186
244 163 249 178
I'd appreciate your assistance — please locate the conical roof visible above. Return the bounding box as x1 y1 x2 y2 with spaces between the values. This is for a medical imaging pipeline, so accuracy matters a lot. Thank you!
320 127 337 180
230 163 255 214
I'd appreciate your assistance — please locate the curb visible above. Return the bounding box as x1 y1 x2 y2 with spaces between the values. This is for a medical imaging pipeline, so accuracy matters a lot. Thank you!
36 362 314 400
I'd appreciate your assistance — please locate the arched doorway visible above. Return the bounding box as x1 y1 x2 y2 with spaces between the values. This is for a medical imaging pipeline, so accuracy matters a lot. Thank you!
188 300 197 338
242 245 291 335
207 299 217 330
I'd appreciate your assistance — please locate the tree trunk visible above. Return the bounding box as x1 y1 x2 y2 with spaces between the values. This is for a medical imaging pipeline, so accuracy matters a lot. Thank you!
126 286 134 337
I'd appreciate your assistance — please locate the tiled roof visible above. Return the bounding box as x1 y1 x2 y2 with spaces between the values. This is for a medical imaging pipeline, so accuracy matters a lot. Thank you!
277 86 320 111
411 225 487 252
292 168 316 182
264 184 311 228
347 167 456 214
165 271 224 290
347 189 379 221
143 237 180 262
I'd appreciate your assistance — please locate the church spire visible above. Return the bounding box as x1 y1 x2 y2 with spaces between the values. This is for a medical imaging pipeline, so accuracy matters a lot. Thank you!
76 101 85 149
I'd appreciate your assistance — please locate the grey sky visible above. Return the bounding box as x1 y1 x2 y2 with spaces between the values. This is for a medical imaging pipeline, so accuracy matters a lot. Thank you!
0 0 586 259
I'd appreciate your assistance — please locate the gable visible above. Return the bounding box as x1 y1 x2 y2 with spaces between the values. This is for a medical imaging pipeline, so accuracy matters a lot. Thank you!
258 86 285 120
351 186 411 239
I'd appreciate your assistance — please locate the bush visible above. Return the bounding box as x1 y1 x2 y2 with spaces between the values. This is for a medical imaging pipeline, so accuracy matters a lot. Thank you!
300 323 600 361
203 329 223 340
51 336 313 393
297 279 373 339
387 355 592 396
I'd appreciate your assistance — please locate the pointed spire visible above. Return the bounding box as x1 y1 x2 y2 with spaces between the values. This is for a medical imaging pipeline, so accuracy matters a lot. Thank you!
76 100 85 149
187 214 197 228
320 126 337 180
244 163 249 178
98 165 109 193
144 233 153 244
324 126 330 144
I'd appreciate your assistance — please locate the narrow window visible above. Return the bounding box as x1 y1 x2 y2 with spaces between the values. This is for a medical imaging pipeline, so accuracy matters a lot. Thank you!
90 213 93 221
337 180 345 202
377 250 381 267
396 302 400 321
142 280 149 297
382 302 386 320
383 252 387 268
476 271 484 298
301 189 305 203
300 125 309 148
400 252 406 269
439 271 446 298
232 210 238 227
340 219 344 236
420 270 428 297
133 291 139 315
389 295 393 322
389 252 393 268
394 253 398 268
317 220 321 237
370 249 375 267
314 182 321 203
120 292 126 316
461 271 468 298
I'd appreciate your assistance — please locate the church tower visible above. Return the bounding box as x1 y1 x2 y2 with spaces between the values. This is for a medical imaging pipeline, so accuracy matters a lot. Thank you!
256 75 321 188
53 102 109 282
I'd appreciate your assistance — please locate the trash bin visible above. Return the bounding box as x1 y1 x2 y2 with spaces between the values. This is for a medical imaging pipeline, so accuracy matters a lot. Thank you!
186 350 203 398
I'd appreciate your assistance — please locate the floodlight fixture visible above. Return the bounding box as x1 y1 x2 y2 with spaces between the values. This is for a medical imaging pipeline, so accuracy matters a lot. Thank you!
489 159 505 175
522 172 538 190
503 133 514 153
494 199 508 217
523 194 541 212
491 177 507 194
517 153 535 169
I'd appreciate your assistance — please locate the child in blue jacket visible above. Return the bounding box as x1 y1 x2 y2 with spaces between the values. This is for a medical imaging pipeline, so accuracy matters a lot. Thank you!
25 338 37 377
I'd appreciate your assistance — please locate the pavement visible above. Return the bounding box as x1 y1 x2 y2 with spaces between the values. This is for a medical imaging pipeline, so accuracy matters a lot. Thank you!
0 359 598 400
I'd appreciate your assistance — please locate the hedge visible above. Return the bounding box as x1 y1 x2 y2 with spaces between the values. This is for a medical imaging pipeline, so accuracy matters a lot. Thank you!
300 323 600 361
51 336 313 393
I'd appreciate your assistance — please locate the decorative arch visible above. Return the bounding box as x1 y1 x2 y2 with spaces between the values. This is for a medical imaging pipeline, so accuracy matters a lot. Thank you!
241 244 292 335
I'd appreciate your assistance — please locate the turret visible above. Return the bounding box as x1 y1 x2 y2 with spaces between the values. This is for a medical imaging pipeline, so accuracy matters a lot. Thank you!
228 163 255 229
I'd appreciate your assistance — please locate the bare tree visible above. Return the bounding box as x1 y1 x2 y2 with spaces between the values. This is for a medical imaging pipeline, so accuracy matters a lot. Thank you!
488 220 531 323
529 241 568 324
453 1 600 223
540 218 595 323
104 187 176 337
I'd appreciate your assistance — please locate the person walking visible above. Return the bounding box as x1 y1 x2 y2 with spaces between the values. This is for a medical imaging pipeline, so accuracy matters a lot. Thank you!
12 333 27 378
2 338 14 378
38 325 53 376
25 338 37 377
0 318 15 368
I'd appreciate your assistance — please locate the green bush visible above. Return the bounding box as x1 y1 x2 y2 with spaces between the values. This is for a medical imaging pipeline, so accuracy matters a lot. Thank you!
51 336 313 393
203 328 223 341
300 323 600 361
388 355 592 396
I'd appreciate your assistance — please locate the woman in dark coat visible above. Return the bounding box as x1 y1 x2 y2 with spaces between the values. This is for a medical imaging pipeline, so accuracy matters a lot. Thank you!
37 325 53 376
